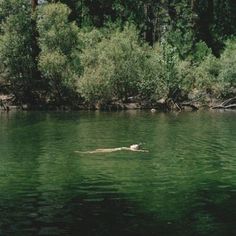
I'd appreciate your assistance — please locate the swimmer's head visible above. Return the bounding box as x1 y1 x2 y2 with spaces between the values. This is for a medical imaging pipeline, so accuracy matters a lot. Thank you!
130 144 140 150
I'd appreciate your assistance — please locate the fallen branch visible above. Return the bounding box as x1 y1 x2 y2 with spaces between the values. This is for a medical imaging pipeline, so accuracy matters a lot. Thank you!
211 97 236 109
225 104 236 109
221 97 236 106
0 99 7 110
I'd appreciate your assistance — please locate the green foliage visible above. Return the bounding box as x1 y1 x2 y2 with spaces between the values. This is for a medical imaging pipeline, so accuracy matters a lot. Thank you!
136 47 164 101
37 3 81 103
194 54 220 96
0 0 235 107
192 41 212 63
78 24 152 103
78 25 196 104
37 3 79 54
166 1 195 59
38 51 67 80
176 60 195 97
146 42 189 101
0 0 37 102
0 0 27 22
194 38 236 98
159 43 180 98
78 27 104 49
217 38 236 97
78 24 236 105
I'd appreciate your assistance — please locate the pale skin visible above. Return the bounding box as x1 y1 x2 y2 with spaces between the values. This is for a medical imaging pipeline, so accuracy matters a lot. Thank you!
75 145 149 154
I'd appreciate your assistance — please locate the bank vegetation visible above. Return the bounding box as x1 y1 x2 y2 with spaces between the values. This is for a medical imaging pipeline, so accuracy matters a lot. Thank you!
0 0 235 111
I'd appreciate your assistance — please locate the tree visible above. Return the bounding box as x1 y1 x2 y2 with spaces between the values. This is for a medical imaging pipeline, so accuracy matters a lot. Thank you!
37 3 81 105
195 0 236 55
32 0 38 11
78 24 155 104
218 38 236 97
0 0 38 103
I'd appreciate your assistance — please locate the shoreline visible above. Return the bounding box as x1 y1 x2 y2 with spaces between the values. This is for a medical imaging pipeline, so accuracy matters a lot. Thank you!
1 94 236 112
0 101 235 112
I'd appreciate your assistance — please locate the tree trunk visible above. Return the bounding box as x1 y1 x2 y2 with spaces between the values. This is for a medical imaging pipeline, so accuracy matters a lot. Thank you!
143 2 156 45
143 3 148 41
32 0 38 12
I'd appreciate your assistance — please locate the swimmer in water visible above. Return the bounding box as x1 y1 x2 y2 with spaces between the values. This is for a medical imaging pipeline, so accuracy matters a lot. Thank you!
75 144 148 154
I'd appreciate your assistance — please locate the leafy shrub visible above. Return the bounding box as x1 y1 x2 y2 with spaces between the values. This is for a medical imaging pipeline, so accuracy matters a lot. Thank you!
192 41 212 63
78 27 105 49
194 54 221 96
0 0 37 102
194 38 236 98
218 38 236 97
145 42 189 102
37 3 81 103
78 24 156 103
78 26 199 105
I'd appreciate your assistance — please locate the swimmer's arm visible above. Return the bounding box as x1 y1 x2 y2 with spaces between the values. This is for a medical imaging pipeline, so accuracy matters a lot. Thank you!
74 147 149 154
74 148 123 154
131 149 149 152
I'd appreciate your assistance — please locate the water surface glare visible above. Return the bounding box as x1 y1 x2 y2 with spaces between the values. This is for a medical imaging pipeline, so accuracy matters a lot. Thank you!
0 111 235 236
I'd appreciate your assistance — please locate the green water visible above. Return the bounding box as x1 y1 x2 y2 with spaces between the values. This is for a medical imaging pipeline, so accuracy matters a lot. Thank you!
0 111 235 236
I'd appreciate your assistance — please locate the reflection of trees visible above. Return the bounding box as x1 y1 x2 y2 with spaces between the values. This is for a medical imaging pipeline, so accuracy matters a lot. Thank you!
0 112 45 234
0 111 235 235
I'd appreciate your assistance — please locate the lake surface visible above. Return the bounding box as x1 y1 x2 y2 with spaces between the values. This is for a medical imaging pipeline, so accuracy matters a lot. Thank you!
0 110 235 236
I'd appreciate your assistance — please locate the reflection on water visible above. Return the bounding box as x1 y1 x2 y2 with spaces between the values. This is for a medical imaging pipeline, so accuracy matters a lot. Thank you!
0 111 235 236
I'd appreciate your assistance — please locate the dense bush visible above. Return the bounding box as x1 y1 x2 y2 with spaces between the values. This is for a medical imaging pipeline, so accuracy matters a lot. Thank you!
0 0 37 102
78 24 160 104
37 3 81 104
218 38 236 97
78 25 234 105
194 38 236 98
140 42 193 102
155 43 181 100
192 41 212 64
194 55 220 97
